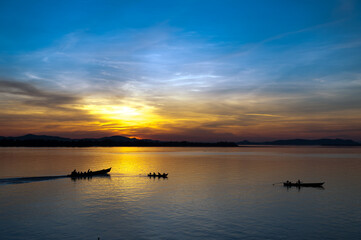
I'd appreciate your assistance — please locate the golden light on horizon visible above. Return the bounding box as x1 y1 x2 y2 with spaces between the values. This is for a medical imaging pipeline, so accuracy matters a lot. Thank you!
80 101 168 133
91 105 142 118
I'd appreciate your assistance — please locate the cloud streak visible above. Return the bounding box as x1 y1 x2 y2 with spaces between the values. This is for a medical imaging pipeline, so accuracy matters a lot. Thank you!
0 79 79 109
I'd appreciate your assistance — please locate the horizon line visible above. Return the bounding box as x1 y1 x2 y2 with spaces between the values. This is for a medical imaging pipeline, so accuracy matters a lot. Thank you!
1 133 360 144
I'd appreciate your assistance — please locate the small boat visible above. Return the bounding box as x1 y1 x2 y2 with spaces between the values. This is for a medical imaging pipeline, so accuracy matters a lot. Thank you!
283 181 324 187
68 168 111 177
148 173 168 178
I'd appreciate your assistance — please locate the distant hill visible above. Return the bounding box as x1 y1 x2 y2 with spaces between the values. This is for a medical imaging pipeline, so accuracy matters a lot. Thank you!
98 136 138 142
0 134 237 147
0 134 359 147
13 134 72 141
237 138 361 146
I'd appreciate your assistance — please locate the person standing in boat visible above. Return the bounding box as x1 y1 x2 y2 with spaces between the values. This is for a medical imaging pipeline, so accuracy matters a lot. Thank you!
297 179 301 184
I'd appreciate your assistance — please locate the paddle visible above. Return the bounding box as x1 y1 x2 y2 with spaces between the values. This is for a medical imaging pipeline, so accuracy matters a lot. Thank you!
272 182 284 185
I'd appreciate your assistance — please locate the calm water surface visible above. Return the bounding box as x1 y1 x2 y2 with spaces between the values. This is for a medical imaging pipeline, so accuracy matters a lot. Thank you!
0 147 361 240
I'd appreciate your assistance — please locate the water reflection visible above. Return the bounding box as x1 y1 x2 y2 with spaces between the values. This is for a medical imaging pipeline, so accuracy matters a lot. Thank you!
0 174 112 185
70 174 111 182
1 147 361 240
147 175 168 181
284 185 325 191
0 175 67 185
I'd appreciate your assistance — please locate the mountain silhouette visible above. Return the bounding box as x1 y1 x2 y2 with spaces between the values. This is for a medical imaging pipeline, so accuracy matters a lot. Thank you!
0 134 237 147
237 138 360 146
0 134 359 147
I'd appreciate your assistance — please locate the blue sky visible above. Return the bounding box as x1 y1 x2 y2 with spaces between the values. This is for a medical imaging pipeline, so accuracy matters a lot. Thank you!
0 0 361 141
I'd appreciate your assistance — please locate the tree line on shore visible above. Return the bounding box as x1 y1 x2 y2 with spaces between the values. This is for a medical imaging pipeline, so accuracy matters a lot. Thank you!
0 134 359 147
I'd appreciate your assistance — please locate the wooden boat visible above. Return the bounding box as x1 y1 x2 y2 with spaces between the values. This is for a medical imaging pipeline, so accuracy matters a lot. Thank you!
283 181 324 187
148 173 168 178
68 168 111 177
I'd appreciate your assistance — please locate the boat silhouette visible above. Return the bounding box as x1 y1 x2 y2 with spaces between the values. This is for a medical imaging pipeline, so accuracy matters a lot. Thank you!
147 173 168 178
68 168 111 178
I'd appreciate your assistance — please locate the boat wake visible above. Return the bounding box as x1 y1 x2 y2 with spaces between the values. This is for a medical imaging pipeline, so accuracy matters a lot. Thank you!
0 175 67 185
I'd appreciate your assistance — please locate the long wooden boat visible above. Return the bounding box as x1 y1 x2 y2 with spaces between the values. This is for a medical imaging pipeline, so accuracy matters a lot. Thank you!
68 168 111 177
148 173 168 178
283 182 324 187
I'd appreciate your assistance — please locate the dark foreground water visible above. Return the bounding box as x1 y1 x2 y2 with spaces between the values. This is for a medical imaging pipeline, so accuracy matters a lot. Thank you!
0 147 360 240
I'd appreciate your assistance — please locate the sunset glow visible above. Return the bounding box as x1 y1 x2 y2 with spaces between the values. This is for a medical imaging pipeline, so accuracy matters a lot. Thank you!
1 1 361 141
83 104 158 126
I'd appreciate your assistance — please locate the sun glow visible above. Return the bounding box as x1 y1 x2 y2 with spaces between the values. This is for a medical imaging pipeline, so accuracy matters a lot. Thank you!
97 106 141 118
81 102 165 132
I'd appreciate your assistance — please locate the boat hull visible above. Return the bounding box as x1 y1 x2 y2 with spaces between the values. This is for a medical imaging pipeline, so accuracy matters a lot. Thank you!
68 168 111 177
148 174 168 178
283 182 324 187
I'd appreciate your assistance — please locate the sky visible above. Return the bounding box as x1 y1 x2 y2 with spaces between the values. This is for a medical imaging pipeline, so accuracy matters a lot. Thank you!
0 0 361 141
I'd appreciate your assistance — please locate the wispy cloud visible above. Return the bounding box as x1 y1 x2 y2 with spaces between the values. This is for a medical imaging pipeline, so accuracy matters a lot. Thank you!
1 5 361 140
0 79 79 109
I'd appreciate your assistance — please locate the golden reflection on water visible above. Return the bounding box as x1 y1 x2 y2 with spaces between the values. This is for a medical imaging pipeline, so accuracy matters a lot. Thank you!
1 147 361 240
1 146 361 181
